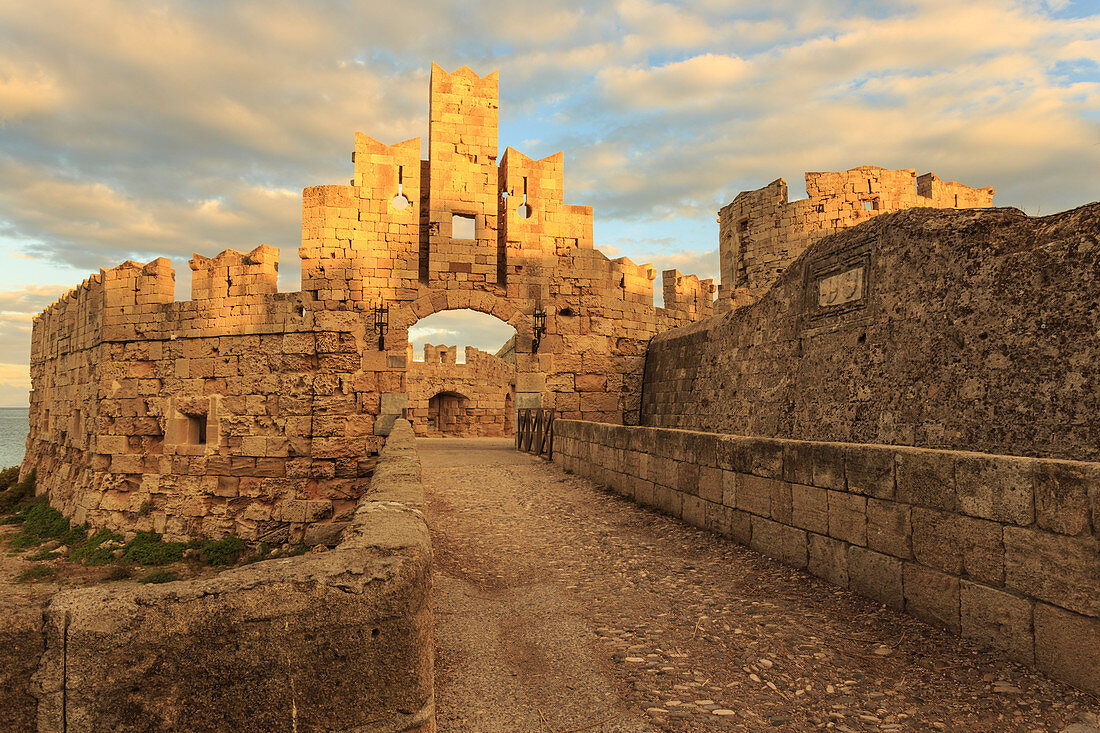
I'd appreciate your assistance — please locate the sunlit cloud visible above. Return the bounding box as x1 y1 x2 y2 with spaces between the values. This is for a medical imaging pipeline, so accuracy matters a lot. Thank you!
0 0 1097 406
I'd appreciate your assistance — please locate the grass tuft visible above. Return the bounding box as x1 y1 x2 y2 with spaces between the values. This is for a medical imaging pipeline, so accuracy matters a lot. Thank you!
69 527 125 565
17 565 56 583
138 569 178 584
197 536 246 566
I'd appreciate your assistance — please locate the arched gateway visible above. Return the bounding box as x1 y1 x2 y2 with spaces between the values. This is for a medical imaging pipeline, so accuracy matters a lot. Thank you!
21 63 715 542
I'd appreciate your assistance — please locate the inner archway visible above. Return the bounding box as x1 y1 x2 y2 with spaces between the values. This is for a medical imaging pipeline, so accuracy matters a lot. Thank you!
405 309 518 437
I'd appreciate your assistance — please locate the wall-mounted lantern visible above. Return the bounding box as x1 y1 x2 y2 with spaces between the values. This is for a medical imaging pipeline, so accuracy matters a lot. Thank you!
373 303 389 350
532 308 547 352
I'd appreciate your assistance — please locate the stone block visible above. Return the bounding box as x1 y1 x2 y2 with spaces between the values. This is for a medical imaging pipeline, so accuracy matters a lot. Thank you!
960 580 1034 664
811 442 846 490
736 474 778 517
676 461 700 497
750 516 808 569
0 591 47 732
718 436 783 478
1034 603 1100 696
912 508 1003 585
845 444 896 498
848 546 903 610
681 495 707 529
1034 460 1095 536
783 441 813 485
721 470 737 508
709 504 752 546
1004 526 1100 617
828 491 867 546
896 448 956 511
866 498 912 559
903 563 960 633
698 466 723 504
379 392 408 414
954 453 1035 526
791 483 829 535
770 480 793 524
808 533 849 587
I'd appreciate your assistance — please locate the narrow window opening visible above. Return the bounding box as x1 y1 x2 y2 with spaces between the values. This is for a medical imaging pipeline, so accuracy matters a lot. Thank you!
868 180 873 194
954 194 959 207
452 213 476 239
392 165 410 210
518 175 533 219
735 218 750 287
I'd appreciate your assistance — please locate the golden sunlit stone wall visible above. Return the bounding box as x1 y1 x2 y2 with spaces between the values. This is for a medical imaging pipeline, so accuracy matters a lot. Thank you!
22 63 714 540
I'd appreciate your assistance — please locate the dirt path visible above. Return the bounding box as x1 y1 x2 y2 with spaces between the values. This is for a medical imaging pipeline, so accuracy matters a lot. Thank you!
422 438 1100 733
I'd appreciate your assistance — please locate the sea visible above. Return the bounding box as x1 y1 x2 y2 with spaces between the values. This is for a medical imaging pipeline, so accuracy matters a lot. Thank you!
0 407 29 470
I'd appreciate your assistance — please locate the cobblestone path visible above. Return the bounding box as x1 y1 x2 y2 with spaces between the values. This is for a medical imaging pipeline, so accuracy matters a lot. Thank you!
422 438 1100 733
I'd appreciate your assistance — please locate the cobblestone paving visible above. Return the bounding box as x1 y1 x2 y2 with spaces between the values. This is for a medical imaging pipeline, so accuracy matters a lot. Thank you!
423 438 1100 733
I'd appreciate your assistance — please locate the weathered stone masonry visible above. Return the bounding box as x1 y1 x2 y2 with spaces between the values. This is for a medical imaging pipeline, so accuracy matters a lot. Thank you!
4 418 434 733
555 421 1100 696
717 165 994 310
649 205 1100 462
406 345 516 436
21 63 714 541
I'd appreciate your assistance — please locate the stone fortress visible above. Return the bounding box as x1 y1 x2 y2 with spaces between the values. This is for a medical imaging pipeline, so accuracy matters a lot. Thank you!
20 63 720 545
16 61 1100 711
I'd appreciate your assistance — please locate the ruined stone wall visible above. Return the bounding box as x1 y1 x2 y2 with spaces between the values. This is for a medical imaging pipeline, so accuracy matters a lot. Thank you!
644 204 1100 462
717 166 995 309
406 345 516 436
554 420 1100 696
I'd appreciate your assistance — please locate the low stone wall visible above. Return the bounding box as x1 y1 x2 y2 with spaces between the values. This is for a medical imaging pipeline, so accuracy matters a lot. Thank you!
554 419 1100 696
4 419 434 733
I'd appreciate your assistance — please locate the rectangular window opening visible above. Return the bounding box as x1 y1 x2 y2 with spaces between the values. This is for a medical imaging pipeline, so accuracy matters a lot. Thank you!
451 213 476 240
186 414 207 445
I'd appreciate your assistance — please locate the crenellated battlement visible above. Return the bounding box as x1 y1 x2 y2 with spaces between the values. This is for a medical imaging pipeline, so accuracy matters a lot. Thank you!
718 165 995 307
190 245 278 300
662 269 716 321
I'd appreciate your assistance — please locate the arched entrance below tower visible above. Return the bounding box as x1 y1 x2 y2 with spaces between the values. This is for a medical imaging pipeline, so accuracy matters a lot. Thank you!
403 308 518 437
426 391 470 435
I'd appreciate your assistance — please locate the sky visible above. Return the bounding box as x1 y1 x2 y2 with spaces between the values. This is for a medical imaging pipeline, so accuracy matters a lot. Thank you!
0 0 1098 404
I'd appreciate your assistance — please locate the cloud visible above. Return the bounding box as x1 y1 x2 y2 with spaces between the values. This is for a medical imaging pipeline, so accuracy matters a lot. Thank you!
0 0 1097 330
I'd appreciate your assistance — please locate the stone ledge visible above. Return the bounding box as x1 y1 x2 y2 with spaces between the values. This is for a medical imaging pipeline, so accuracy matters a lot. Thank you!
23 418 433 733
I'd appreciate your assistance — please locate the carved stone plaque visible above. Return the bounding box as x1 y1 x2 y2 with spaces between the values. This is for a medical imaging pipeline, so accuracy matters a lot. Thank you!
817 266 865 308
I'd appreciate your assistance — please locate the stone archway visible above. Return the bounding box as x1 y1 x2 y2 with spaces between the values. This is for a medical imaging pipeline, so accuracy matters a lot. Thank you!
426 390 470 435
375 289 540 436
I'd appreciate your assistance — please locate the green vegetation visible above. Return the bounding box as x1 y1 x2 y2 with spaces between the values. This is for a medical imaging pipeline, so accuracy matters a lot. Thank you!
138 570 178 584
1 479 271 580
17 565 56 583
0 468 35 514
197 535 246 566
27 546 62 561
121 531 186 566
69 527 125 565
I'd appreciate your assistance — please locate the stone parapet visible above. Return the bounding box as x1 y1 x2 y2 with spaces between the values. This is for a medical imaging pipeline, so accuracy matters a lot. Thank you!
554 419 1100 696
9 419 434 733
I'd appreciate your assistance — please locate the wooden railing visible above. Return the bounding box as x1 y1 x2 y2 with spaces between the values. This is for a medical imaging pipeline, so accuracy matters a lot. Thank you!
516 408 555 458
